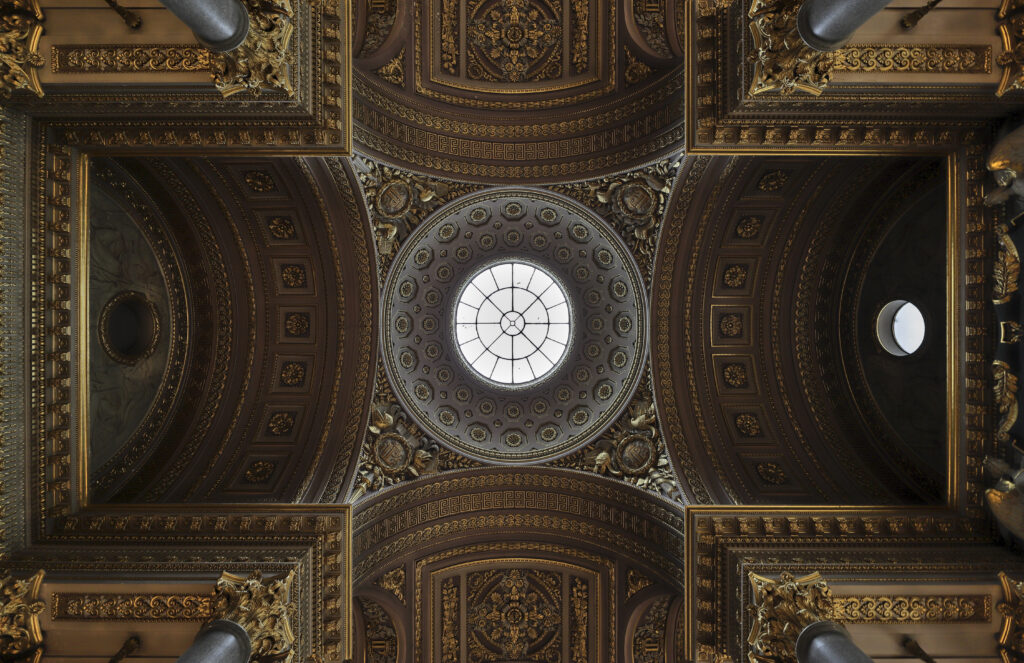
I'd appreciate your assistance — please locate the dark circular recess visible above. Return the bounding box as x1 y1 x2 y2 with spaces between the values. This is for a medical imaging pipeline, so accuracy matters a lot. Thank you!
98 290 161 366
382 188 647 464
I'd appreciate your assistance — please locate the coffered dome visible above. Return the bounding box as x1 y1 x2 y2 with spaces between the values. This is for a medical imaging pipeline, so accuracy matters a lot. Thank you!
381 188 647 463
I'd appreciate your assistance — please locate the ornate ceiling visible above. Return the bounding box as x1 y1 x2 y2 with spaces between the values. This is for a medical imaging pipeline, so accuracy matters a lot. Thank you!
0 0 1020 661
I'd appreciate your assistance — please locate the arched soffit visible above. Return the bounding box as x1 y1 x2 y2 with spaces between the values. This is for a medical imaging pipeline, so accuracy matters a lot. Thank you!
88 156 376 504
652 156 947 505
351 0 685 183
352 467 684 663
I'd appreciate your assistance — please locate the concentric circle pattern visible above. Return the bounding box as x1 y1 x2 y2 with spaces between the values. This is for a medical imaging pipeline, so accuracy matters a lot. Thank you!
455 261 571 385
382 189 647 463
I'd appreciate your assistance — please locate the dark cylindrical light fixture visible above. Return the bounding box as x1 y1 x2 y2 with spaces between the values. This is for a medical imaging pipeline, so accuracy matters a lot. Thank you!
176 620 251 663
797 0 892 51
158 0 250 52
796 621 875 663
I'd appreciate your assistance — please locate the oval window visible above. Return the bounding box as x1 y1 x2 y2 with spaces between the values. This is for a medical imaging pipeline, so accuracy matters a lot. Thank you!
876 300 925 356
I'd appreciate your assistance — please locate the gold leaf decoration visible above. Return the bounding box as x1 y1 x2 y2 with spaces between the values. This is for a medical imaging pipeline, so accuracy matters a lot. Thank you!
0 0 43 98
210 570 296 663
212 0 295 98
747 571 832 663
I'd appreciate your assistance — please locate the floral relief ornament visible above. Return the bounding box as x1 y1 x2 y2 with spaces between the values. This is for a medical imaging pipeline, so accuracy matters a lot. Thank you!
467 0 562 82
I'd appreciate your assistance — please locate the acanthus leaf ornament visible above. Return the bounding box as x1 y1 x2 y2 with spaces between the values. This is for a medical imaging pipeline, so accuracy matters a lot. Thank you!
210 570 296 663
0 0 44 99
747 571 833 663
995 227 1021 304
748 0 833 96
211 0 295 98
995 360 1019 445
0 570 45 663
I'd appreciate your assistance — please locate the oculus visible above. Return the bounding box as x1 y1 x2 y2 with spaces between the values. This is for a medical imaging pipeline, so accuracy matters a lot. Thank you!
98 290 160 366
454 261 571 386
876 299 926 356
381 188 646 463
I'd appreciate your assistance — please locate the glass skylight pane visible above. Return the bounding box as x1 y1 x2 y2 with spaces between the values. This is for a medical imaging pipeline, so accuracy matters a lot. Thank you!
454 261 572 386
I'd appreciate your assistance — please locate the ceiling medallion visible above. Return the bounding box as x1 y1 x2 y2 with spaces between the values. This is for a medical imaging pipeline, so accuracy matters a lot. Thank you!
382 188 646 463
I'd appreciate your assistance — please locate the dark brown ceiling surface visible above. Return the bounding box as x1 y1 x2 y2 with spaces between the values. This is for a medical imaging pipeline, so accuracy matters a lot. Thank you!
350 468 684 663
351 0 684 182
653 155 948 505
89 156 376 504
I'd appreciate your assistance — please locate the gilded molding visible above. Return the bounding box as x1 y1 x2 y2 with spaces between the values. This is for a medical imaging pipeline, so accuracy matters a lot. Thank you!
0 0 44 98
211 571 297 663
997 0 1024 96
50 45 211 73
830 44 991 75
748 0 832 96
0 571 44 662
747 571 832 663
831 594 991 624
1000 572 1024 662
51 593 213 621
212 0 295 97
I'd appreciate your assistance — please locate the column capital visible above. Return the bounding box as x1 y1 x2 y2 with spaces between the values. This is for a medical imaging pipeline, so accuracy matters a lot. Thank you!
0 570 46 663
747 571 833 663
748 0 833 96
210 570 296 663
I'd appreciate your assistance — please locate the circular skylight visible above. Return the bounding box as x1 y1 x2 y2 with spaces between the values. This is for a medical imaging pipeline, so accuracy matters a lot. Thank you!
455 261 571 385
876 300 925 356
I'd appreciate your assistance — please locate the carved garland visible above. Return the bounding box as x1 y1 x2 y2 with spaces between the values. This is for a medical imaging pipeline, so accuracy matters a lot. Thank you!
747 571 832 663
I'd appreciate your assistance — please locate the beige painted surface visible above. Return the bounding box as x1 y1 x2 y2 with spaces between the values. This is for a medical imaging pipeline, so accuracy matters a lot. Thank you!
830 581 1002 661
829 2 1002 86
38 2 210 85
40 580 209 659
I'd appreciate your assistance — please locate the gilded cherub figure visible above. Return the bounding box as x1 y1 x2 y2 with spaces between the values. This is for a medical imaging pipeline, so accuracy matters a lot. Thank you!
986 126 1024 205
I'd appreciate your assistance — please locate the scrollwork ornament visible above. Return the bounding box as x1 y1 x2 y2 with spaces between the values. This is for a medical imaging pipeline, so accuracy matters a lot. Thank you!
0 570 45 663
211 0 295 98
747 571 833 663
0 0 44 98
210 570 296 663
997 0 1024 97
747 0 833 96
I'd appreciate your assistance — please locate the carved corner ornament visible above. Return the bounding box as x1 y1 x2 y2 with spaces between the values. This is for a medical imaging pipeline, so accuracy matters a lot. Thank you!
0 570 46 663
212 0 295 98
997 0 1024 97
210 570 296 663
748 0 833 96
0 0 45 99
747 571 833 663
999 572 1024 662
